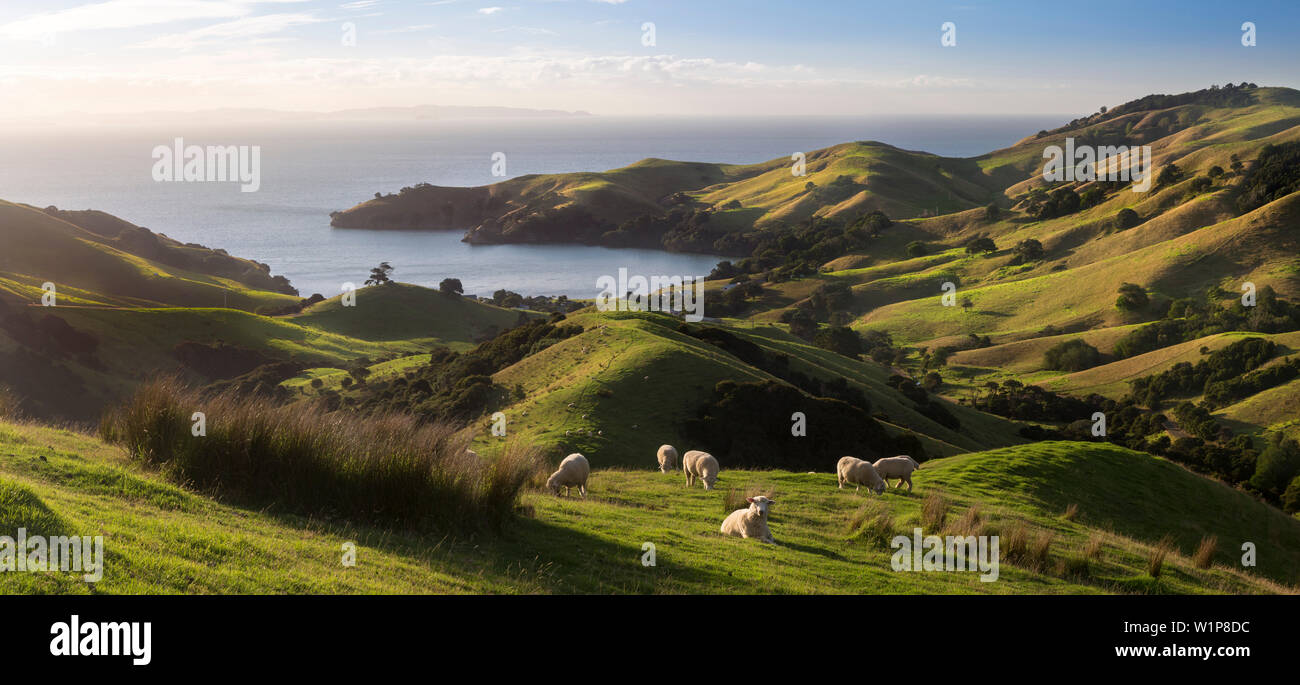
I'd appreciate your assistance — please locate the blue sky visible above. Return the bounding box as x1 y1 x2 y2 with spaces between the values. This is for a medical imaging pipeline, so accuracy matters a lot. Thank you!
1 0 1297 120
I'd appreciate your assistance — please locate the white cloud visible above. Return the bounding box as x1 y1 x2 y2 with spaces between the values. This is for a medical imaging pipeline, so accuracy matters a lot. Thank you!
134 12 323 49
477 7 504 15
340 1 381 9
0 0 243 37
372 23 437 34
0 0 310 39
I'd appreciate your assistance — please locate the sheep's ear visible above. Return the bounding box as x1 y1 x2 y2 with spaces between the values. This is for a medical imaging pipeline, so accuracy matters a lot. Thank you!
746 497 754 503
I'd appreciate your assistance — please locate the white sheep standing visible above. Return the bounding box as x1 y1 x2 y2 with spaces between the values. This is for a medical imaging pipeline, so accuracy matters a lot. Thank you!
872 455 921 492
836 456 886 494
656 444 679 473
720 495 776 544
547 453 591 497
682 450 719 490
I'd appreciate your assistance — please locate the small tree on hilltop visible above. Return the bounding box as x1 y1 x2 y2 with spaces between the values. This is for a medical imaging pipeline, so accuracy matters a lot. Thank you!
365 262 394 286
439 278 464 297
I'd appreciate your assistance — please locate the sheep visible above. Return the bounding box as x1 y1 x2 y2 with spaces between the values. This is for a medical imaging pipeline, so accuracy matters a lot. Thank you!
656 444 679 473
547 453 590 497
836 456 886 494
872 455 921 492
720 496 776 544
682 450 719 490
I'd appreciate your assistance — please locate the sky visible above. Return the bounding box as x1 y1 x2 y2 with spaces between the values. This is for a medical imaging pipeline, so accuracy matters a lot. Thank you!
1 0 1298 122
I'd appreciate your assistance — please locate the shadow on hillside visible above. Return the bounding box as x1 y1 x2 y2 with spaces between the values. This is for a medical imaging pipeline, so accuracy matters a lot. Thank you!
777 539 847 562
265 508 739 593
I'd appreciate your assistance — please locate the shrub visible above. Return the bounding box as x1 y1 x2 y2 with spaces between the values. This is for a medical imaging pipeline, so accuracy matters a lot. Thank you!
1114 207 1141 230
98 379 542 530
1116 283 1149 311
1044 339 1101 372
906 241 928 258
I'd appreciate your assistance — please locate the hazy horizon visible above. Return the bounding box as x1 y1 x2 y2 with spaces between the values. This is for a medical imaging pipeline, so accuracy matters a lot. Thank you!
2 0 1297 124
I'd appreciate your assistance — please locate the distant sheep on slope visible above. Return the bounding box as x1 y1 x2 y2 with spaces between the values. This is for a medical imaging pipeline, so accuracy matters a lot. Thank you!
872 455 921 492
656 444 679 473
837 456 886 494
720 495 776 544
547 453 590 497
682 450 719 490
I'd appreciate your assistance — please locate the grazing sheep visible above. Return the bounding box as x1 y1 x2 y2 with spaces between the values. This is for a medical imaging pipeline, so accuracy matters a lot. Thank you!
656 444 679 473
836 456 886 494
547 453 591 497
720 496 776 544
682 450 719 490
872 455 921 492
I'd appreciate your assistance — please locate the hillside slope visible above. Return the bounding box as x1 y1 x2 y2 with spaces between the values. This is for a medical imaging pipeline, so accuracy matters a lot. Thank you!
1 419 1291 594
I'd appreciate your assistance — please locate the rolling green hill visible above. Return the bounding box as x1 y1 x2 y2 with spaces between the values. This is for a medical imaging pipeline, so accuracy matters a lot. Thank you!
1 418 1291 594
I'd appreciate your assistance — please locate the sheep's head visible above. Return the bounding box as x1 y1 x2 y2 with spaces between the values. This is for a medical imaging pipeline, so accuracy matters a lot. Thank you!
872 482 886 495
703 473 717 490
546 474 561 495
746 496 774 518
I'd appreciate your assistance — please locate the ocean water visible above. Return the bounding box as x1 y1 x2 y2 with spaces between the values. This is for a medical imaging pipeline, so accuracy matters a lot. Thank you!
0 115 1061 298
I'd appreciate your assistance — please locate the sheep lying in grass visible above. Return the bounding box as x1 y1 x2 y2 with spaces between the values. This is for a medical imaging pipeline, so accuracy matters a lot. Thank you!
873 455 920 491
656 444 679 473
547 453 590 497
836 456 885 494
721 495 776 543
682 450 719 490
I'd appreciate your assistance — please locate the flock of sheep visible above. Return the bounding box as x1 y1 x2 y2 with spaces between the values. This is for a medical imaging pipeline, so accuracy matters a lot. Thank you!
544 445 922 545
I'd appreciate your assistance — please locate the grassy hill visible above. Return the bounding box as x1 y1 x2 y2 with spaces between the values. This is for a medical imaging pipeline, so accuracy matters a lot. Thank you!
1 417 1291 594
288 282 538 343
0 200 299 311
328 142 1001 250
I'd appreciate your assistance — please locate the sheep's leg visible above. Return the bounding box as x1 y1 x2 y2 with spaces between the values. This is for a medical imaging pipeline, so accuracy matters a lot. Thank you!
904 475 912 492
580 483 587 498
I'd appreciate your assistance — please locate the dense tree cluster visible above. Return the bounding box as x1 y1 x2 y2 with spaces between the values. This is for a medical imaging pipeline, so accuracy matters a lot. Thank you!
1236 141 1300 214
1112 286 1300 358
1128 337 1279 409
347 317 583 421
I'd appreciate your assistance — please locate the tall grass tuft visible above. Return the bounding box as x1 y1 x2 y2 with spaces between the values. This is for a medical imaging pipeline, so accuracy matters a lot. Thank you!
1147 536 1176 578
99 378 542 531
945 504 984 538
1061 503 1079 522
1194 535 1218 569
921 490 947 532
1000 520 1054 572
846 500 896 545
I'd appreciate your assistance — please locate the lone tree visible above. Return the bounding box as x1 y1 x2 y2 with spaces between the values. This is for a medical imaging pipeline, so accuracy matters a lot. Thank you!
365 262 394 286
1014 238 1044 262
1116 282 1149 311
965 237 997 255
439 278 464 297
1114 207 1141 230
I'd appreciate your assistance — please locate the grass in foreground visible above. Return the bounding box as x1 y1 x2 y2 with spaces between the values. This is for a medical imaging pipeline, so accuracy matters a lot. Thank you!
97 379 541 531
2 417 1294 595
